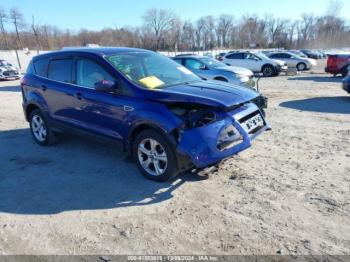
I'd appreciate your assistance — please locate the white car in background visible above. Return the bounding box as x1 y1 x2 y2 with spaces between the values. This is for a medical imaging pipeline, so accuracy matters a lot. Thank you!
0 60 20 80
267 51 317 71
222 51 288 77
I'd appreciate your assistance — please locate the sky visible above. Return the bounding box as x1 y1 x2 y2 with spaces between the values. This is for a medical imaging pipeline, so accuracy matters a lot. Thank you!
1 0 349 31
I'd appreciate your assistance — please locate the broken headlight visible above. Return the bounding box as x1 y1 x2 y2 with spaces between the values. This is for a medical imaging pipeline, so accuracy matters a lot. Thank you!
217 124 242 151
170 106 218 129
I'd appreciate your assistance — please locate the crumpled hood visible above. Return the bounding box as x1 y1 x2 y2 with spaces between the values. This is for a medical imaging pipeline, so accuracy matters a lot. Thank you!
144 80 259 109
216 66 253 77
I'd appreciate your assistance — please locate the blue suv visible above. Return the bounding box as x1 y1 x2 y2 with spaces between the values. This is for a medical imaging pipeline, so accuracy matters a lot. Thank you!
21 48 269 181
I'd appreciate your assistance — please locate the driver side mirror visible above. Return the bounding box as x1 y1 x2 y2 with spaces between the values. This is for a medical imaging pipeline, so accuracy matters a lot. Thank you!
94 80 118 93
199 64 207 70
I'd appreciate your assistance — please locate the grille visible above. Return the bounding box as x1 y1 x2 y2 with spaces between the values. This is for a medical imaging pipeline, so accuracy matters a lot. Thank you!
3 70 17 76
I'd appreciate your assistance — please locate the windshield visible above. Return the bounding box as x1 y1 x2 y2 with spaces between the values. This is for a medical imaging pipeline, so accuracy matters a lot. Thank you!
107 52 200 89
0 60 10 66
198 57 226 68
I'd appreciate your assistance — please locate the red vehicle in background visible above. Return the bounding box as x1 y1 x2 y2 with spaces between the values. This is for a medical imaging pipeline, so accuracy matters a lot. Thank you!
325 54 350 77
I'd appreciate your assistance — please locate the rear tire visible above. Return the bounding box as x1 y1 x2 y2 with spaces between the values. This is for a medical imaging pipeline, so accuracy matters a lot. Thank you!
132 129 179 182
29 109 57 146
262 65 275 77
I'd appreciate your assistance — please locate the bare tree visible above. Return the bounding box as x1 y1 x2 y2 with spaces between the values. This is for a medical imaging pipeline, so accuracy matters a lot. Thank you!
0 6 9 49
326 0 343 16
216 14 234 47
10 7 25 49
31 15 41 52
298 13 316 47
142 8 176 50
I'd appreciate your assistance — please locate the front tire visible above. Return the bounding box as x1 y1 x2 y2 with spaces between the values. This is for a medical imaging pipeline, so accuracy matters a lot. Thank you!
132 129 179 182
29 109 57 145
296 62 307 71
262 65 275 77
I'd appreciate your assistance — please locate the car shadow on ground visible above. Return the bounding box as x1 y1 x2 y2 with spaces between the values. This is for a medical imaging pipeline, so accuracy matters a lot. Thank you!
287 76 343 83
279 96 350 114
0 84 21 92
0 128 205 215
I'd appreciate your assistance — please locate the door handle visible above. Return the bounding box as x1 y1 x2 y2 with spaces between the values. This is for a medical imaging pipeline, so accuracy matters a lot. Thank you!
74 92 82 100
41 85 47 91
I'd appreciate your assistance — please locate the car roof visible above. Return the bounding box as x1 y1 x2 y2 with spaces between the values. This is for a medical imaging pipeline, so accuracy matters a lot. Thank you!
32 47 151 61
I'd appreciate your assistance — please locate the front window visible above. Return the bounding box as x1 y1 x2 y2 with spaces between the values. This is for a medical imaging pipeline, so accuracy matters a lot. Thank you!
0 60 11 66
184 59 203 70
107 52 200 89
255 52 269 60
76 58 115 89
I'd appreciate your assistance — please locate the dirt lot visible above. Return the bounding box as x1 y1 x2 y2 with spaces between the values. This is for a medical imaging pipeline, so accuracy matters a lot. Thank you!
0 61 349 255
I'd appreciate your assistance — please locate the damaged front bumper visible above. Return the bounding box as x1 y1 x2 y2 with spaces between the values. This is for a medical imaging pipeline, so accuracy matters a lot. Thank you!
177 102 269 168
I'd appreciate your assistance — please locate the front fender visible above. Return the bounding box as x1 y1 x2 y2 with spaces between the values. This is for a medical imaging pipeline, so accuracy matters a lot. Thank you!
124 108 183 151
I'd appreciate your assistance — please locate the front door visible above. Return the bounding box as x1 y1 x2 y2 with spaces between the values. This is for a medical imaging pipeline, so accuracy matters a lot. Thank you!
74 56 129 141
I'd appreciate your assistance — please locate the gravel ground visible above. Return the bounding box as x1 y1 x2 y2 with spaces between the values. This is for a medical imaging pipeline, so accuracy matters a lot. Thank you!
0 60 349 255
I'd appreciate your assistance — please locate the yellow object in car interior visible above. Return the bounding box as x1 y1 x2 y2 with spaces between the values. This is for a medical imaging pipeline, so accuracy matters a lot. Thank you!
139 76 165 89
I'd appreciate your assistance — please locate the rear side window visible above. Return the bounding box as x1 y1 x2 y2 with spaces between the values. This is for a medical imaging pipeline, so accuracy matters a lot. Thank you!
226 53 243 59
33 58 49 77
48 59 73 83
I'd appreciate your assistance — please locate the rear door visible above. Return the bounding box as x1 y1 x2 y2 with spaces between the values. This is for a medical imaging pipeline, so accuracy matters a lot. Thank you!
223 52 245 67
41 55 85 126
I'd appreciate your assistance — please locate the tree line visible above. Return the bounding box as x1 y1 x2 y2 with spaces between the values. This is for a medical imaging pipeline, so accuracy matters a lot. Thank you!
0 1 349 52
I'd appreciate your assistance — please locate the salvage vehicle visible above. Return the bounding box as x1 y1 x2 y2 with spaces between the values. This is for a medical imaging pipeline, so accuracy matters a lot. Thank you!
267 51 316 71
325 54 350 77
300 49 322 60
21 48 269 181
221 51 288 77
0 59 21 80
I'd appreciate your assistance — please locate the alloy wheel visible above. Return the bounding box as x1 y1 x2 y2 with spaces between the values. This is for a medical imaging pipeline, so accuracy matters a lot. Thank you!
31 115 47 142
137 138 168 176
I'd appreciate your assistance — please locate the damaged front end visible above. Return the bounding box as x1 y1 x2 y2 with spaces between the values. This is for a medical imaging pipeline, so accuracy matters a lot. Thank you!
169 102 269 170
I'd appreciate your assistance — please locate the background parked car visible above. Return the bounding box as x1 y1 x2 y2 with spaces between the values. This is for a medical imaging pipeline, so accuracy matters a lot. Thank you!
289 50 308 58
325 54 350 77
173 55 255 87
300 49 322 59
216 52 227 61
222 51 288 77
267 51 316 71
0 59 21 80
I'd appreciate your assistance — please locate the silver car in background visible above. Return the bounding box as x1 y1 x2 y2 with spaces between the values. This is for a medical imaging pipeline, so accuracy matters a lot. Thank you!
267 51 316 71
172 55 255 88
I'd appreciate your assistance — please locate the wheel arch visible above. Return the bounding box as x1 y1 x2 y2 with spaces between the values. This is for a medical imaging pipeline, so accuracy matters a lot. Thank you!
126 121 179 154
25 103 41 121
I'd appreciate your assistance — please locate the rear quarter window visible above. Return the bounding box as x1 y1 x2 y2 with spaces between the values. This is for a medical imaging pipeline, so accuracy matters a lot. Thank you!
33 58 49 77
47 59 73 83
